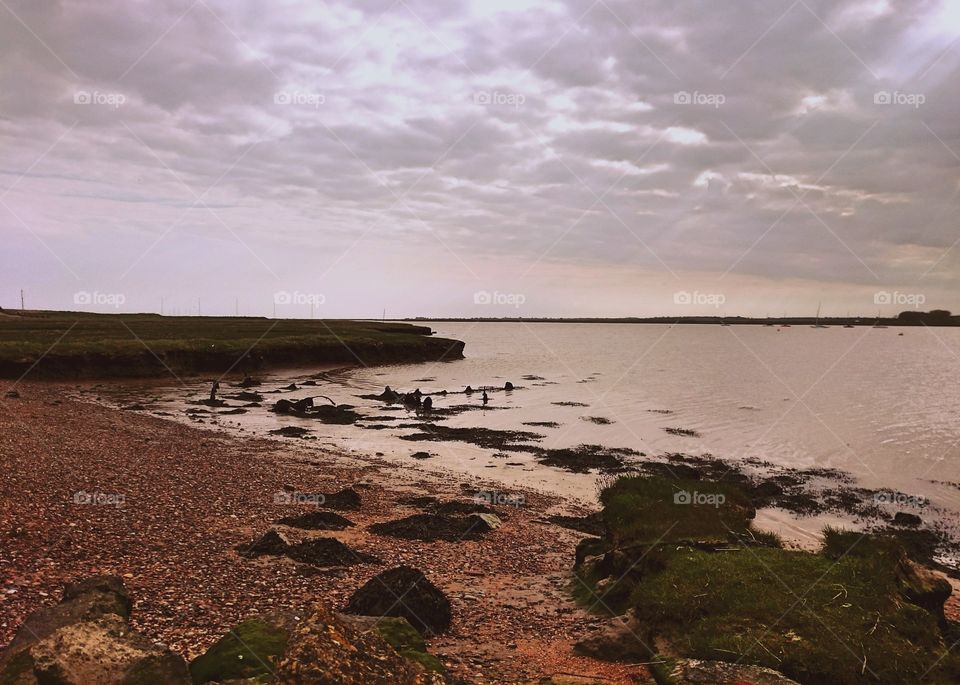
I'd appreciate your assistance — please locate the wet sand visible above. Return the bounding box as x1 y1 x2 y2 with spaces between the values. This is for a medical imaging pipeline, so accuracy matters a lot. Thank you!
0 382 648 684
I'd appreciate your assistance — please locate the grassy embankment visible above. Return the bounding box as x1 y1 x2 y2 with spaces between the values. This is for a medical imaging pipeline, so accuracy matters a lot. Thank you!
576 474 960 684
0 310 464 379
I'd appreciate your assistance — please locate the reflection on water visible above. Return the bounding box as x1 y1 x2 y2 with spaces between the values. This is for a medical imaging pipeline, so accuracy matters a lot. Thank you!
91 322 960 551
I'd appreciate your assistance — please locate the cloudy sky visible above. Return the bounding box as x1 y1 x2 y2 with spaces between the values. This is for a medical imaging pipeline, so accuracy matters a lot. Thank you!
2 0 959 318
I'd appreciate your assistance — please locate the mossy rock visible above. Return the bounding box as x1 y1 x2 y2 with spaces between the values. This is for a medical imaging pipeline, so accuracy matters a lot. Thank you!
373 618 444 673
189 618 288 684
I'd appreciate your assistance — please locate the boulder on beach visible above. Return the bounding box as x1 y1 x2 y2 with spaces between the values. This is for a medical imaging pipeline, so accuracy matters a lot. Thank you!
893 511 922 526
190 615 292 684
320 487 362 511
28 614 190 685
277 603 450 684
368 512 499 542
3 575 132 653
337 615 446 674
285 537 381 567
237 528 291 558
344 566 451 636
277 510 355 530
0 576 190 685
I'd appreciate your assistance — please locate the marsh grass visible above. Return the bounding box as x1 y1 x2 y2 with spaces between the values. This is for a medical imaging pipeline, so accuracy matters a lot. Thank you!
0 311 462 377
577 474 960 684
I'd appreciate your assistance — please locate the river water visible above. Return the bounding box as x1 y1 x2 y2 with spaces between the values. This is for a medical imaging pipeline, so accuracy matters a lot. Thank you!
94 322 960 552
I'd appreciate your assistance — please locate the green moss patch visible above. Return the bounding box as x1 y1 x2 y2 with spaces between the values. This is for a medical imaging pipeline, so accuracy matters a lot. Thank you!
189 618 288 684
372 617 445 674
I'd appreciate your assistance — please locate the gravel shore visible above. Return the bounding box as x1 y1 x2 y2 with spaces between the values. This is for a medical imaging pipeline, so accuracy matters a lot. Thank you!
0 383 648 684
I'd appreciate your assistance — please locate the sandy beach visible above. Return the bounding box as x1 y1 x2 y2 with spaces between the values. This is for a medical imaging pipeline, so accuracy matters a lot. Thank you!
0 382 649 684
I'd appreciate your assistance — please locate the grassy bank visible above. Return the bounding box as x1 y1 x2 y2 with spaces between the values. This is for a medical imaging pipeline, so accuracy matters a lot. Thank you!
576 474 960 684
0 310 464 379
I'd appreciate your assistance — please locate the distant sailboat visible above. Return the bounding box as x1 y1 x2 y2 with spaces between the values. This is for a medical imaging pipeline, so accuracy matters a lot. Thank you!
872 309 888 328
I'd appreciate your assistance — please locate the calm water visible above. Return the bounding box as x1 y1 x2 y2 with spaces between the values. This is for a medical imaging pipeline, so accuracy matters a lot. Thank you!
96 322 960 547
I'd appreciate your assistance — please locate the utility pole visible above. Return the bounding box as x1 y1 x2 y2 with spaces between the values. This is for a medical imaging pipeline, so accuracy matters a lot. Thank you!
20 289 25 311
160 296 164 315
235 297 239 316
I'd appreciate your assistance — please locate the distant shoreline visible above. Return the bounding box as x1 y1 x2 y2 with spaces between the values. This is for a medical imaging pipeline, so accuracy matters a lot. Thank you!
408 314 960 327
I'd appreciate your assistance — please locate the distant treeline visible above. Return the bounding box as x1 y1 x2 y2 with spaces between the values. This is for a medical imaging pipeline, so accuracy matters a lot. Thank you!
410 310 959 326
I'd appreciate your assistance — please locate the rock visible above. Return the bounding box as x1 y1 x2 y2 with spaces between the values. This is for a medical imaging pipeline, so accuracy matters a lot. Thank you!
276 511 354 530
896 556 952 625
547 513 604 536
4 389 20 399
893 511 922 526
467 513 502 531
336 615 446 674
344 566 451 636
664 658 800 684
369 514 493 542
237 529 291 558
378 386 401 402
1 578 188 685
190 616 292 684
748 480 784 503
3 575 132 652
572 616 649 662
277 604 448 684
320 488 362 511
27 614 190 685
432 500 492 516
399 496 441 508
269 426 311 438
285 537 380 567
